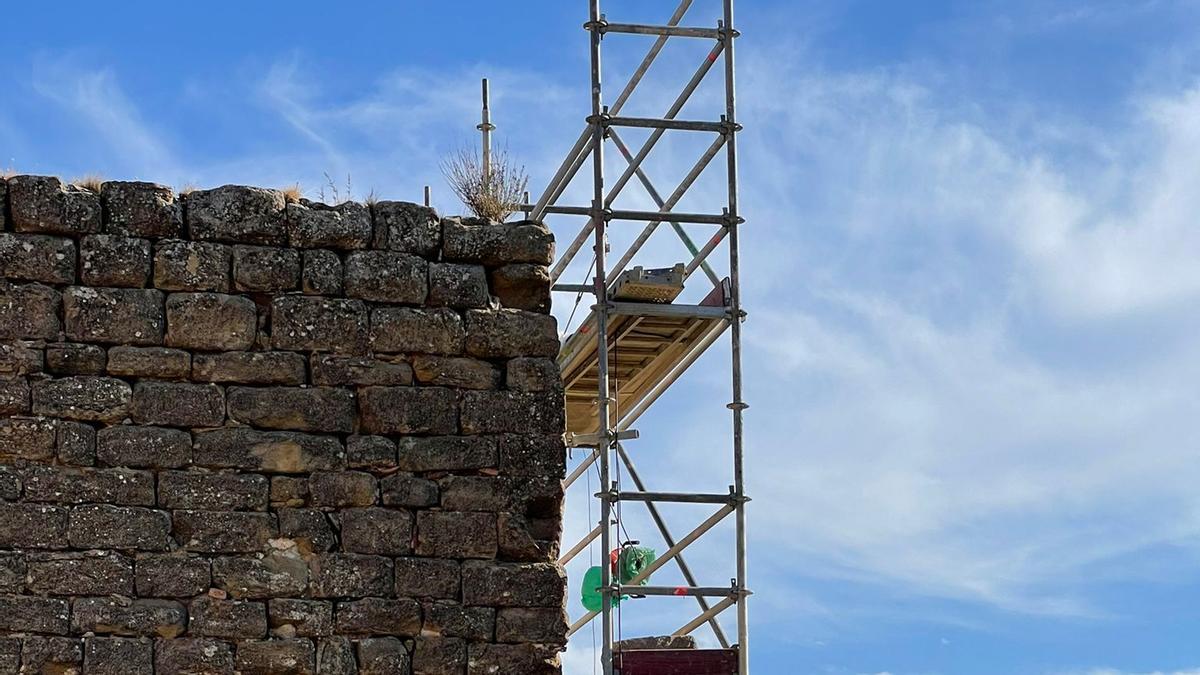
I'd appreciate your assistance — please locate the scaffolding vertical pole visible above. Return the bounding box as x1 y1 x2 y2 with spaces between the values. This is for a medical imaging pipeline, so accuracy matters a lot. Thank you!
721 0 749 672
585 1 614 674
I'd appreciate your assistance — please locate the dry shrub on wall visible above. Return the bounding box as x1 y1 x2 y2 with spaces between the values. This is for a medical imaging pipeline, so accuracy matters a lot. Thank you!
441 146 528 222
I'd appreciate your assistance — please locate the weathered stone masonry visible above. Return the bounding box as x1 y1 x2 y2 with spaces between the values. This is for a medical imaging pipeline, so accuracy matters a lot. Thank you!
0 175 567 674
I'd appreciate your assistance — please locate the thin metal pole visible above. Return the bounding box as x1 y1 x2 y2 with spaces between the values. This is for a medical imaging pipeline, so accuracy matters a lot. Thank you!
477 78 495 184
586 1 613 672
559 523 603 565
721 2 750 672
616 442 730 647
423 185 431 208
533 0 694 220
675 596 737 637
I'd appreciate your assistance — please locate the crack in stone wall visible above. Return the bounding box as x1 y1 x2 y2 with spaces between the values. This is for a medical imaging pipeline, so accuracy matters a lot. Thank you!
0 175 567 674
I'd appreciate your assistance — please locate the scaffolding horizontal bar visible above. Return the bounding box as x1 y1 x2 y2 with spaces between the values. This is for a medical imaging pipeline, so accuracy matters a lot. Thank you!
553 283 593 293
621 585 740 598
532 204 732 225
613 491 733 504
608 116 725 132
608 301 729 320
602 22 722 38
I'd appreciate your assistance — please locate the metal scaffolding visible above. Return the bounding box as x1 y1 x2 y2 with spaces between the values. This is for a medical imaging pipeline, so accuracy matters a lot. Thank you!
529 1 750 672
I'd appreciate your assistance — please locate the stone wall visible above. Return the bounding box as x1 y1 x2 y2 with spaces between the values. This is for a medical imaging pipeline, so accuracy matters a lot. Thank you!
0 175 567 674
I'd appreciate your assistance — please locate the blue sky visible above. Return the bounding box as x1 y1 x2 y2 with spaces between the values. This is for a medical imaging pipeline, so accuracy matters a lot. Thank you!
5 1 1200 673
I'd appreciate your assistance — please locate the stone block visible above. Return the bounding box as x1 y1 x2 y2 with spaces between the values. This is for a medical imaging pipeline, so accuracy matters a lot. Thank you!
412 636 467 675
334 597 421 637
0 282 61 340
316 637 357 675
0 596 69 634
438 476 562 515
154 638 235 674
64 286 164 345
22 465 155 505
227 386 354 433
370 306 464 355
130 381 225 428
165 292 257 350
301 249 343 295
344 250 428 304
135 555 212 598
69 504 171 551
54 418 99 471
235 638 315 675
466 643 561 675
309 471 377 507
271 296 368 353
31 376 131 423
340 507 413 556
80 234 152 287
96 425 192 468
0 232 76 284
83 636 154 675
442 218 553 266
495 607 568 643
71 597 187 638
0 340 43 377
233 245 301 291
101 180 182 237
464 308 558 358
45 342 107 375
428 261 490 308
357 637 410 675
153 240 231 291
412 355 500 390
188 596 269 639
460 390 564 435
346 435 397 471
158 470 269 511
309 554 393 598
287 200 372 250
106 345 191 378
193 428 345 473
372 200 440 255
505 357 562 392
396 436 496 472
0 503 67 549
212 554 309 599
269 599 333 638
416 511 497 559
380 474 439 508
489 263 551 313
0 417 58 462
271 477 309 507
25 551 134 596
185 185 286 245
498 512 560 562
462 561 566 608
311 354 412 386
19 636 81 673
278 509 336 555
8 175 101 235
358 386 458 435
423 601 493 640
0 470 19 502
192 350 306 386
0 378 28 415
394 558 460 600
173 510 277 553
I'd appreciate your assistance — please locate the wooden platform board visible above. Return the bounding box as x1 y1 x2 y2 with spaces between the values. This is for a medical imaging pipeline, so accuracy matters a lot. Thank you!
558 282 730 436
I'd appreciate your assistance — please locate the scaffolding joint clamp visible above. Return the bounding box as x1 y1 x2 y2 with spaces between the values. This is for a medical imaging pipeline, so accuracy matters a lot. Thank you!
585 111 613 127
718 119 744 136
583 17 609 34
720 213 746 227
727 401 749 411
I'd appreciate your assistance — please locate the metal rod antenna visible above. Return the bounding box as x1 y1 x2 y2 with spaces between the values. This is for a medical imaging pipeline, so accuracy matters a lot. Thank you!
720 2 750 672
478 78 495 184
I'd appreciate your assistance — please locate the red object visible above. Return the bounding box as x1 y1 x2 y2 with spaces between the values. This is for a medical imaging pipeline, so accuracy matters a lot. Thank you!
614 649 739 675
